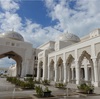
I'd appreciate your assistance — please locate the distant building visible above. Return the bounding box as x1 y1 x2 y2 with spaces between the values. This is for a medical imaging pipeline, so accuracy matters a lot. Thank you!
8 64 16 77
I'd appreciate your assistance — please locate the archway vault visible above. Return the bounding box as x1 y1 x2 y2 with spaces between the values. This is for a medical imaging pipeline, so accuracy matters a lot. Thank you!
0 51 22 62
0 51 23 77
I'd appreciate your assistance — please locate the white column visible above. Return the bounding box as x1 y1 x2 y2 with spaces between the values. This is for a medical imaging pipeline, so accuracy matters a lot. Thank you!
91 66 94 85
92 58 99 87
54 63 58 82
43 57 46 80
59 66 61 82
43 65 46 80
37 61 40 81
21 61 26 77
72 68 74 80
67 65 70 82
84 61 88 81
75 61 80 84
48 65 50 80
63 63 67 83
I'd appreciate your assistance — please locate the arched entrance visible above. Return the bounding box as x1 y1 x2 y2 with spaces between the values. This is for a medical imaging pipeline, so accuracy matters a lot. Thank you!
57 57 64 82
66 55 76 83
0 51 22 77
78 51 94 84
49 59 55 81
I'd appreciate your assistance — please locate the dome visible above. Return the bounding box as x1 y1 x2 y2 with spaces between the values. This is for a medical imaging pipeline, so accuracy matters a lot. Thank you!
58 32 80 42
1 31 24 41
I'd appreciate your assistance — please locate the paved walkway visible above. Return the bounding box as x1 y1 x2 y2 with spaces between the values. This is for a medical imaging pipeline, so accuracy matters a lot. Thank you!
0 77 15 91
0 78 100 99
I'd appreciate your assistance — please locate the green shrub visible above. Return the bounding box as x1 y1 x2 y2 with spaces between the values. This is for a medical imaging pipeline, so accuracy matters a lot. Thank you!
44 86 51 92
24 77 33 82
34 80 41 84
6 77 17 84
77 83 94 94
35 85 43 97
55 83 66 89
20 81 26 88
42 80 50 85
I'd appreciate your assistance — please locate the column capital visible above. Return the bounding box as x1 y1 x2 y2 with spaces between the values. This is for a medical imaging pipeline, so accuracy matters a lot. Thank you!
63 62 66 65
91 56 97 60
75 61 79 68
75 60 79 63
48 64 51 67
92 58 97 63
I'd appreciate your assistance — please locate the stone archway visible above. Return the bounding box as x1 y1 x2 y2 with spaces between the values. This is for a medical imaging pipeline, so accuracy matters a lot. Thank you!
57 57 63 82
49 59 55 81
78 51 94 84
66 54 75 83
0 51 22 77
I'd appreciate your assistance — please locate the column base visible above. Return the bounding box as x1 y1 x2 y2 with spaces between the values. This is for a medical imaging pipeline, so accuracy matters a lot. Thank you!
55 78 58 82
94 81 99 87
42 77 46 81
36 77 40 81
91 81 94 85
63 79 67 84
76 80 80 84
47 77 50 81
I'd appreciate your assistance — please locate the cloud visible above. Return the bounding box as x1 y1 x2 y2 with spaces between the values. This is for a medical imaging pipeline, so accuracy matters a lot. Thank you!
0 0 19 12
44 0 100 37
0 0 61 48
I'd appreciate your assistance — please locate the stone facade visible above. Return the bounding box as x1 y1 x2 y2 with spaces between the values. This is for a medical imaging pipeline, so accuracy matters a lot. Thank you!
37 28 100 87
0 31 41 77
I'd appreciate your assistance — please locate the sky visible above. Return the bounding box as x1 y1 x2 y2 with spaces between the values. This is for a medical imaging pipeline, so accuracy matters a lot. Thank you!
0 0 100 67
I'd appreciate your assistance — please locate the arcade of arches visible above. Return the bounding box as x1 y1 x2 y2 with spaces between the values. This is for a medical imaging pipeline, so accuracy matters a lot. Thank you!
37 51 100 87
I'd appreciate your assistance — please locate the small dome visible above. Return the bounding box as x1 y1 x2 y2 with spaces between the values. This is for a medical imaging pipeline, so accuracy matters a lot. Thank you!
58 32 80 42
1 31 24 41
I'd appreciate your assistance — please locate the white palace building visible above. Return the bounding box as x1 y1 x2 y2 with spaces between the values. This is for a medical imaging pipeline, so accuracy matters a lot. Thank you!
0 28 100 87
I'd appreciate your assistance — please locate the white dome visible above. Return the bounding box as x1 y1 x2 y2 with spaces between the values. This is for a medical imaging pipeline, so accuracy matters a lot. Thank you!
58 32 80 42
1 31 24 41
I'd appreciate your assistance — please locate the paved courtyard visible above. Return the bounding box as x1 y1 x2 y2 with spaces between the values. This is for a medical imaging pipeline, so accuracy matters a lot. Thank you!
0 77 100 99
